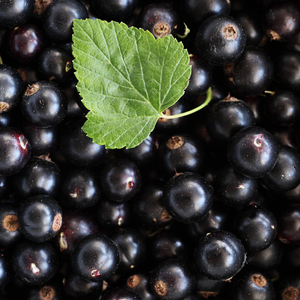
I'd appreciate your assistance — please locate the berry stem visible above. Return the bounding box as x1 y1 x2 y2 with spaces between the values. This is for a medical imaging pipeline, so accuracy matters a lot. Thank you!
176 23 190 39
159 87 212 119
264 90 275 95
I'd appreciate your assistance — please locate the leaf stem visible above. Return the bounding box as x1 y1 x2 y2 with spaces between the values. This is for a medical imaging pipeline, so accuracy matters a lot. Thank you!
159 87 212 119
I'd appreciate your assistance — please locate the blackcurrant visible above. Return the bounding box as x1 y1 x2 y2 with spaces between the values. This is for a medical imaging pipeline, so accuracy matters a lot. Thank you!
163 172 213 224
194 230 246 281
18 195 62 243
71 233 120 282
196 15 247 66
227 126 279 178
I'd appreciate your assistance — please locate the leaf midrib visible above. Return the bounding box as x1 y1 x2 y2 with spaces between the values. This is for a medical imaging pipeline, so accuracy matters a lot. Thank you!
75 20 159 114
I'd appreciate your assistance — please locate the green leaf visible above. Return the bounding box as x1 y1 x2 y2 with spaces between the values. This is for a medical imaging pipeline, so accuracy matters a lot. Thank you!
72 19 191 149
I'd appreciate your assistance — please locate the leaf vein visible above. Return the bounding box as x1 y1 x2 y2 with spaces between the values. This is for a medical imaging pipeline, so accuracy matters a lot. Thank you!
76 21 156 107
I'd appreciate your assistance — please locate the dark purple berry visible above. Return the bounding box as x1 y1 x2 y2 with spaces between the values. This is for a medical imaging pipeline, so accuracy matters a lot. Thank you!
227 126 279 178
196 15 247 66
54 210 98 256
71 233 120 282
163 172 213 224
91 0 139 22
150 259 195 300
18 195 62 243
100 158 142 202
0 127 31 176
7 23 46 64
12 240 58 285
0 64 25 113
233 204 278 253
224 46 274 96
138 3 180 38
194 230 246 281
21 81 67 127
43 0 88 43
0 0 35 28
264 1 300 42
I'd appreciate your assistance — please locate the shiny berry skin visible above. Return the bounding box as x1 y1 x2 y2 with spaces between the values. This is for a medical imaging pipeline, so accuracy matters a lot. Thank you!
126 273 156 300
227 126 280 178
138 3 179 38
131 183 171 230
119 133 158 168
233 204 278 253
230 269 276 300
110 228 146 272
277 203 300 245
196 15 247 66
232 10 264 46
247 239 283 272
64 77 87 119
243 95 266 127
21 122 59 156
18 195 62 243
0 110 15 128
59 168 101 209
158 134 206 179
63 268 103 299
224 46 274 96
263 1 300 42
102 287 142 300
0 251 11 290
184 54 212 99
261 146 300 192
37 46 74 84
274 50 300 94
0 0 35 28
194 230 246 281
148 227 190 265
43 0 88 43
12 240 59 285
21 81 67 127
205 95 255 144
91 0 139 21
95 199 131 228
100 158 142 202
187 202 232 239
214 164 259 208
150 259 195 300
0 64 25 113
0 176 8 199
71 233 120 282
264 90 300 127
13 156 61 199
59 118 106 167
181 0 231 30
54 210 98 256
163 172 213 224
268 126 299 151
7 23 46 64
0 127 31 176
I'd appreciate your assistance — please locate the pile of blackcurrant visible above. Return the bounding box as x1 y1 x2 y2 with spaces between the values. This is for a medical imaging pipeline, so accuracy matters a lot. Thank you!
1 0 300 299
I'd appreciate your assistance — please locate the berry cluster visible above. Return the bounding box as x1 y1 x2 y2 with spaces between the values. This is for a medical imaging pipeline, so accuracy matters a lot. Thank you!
1 0 300 300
